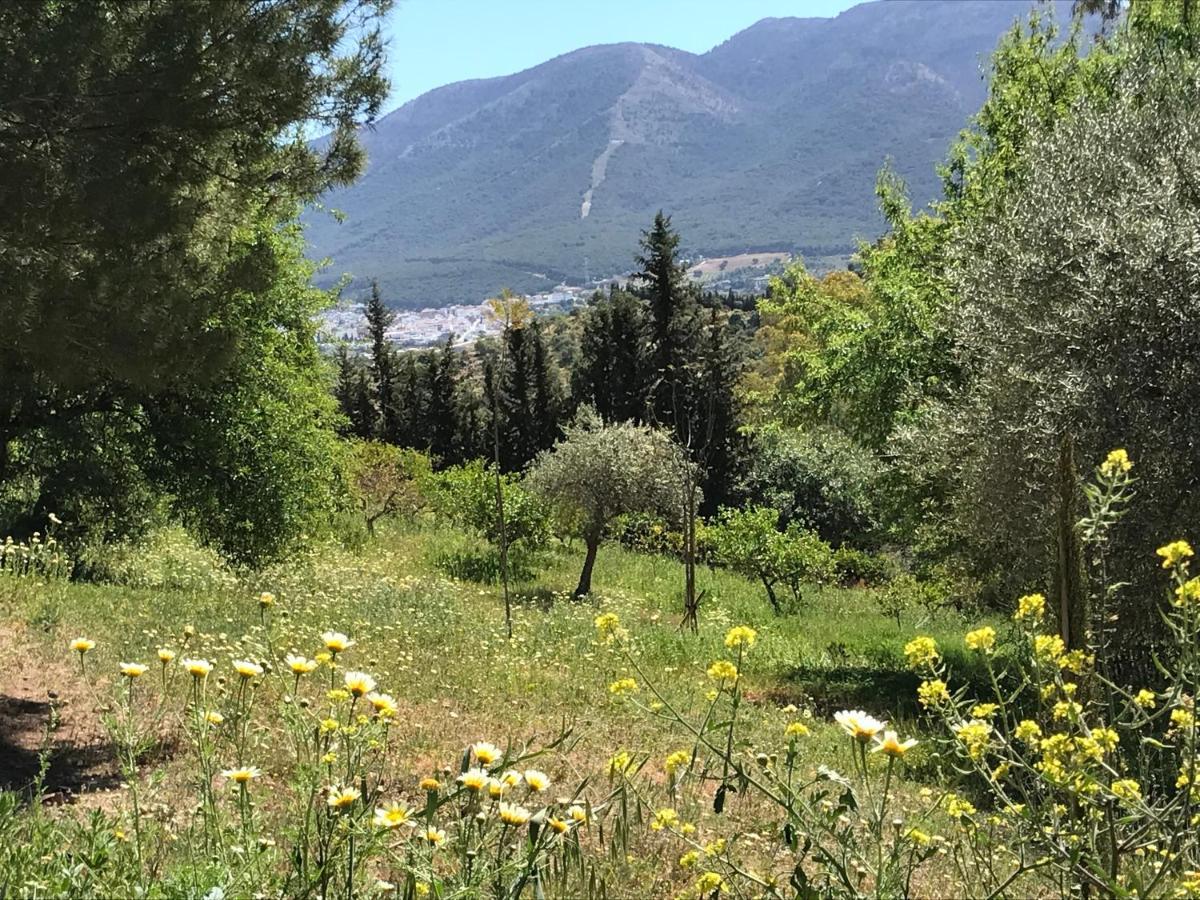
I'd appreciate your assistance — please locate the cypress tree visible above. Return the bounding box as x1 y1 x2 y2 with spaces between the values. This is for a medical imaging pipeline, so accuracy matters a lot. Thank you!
530 322 563 451
572 289 649 423
364 280 399 441
635 211 691 425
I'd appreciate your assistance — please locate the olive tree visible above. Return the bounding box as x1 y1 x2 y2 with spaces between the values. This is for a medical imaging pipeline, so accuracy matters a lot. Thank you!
527 412 681 598
907 44 1200 648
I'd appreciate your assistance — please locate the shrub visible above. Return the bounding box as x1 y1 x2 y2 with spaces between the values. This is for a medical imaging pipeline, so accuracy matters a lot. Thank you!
736 426 883 549
707 505 835 615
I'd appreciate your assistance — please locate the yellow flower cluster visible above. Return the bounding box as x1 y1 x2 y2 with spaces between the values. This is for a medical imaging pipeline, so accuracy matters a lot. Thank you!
608 677 638 696
1157 540 1194 570
1099 448 1132 477
706 660 739 685
965 626 996 654
955 720 992 761
904 635 939 668
724 625 757 649
917 679 950 708
594 612 625 643
1014 592 1046 622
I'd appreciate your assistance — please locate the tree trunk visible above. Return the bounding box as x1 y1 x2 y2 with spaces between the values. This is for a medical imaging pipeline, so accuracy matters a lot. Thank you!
762 577 781 615
574 537 599 600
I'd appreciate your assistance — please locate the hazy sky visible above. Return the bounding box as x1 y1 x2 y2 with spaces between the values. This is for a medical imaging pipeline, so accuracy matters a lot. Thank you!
381 0 859 113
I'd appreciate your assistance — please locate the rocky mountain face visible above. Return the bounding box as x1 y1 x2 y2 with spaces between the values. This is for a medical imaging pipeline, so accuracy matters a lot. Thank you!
305 0 1072 307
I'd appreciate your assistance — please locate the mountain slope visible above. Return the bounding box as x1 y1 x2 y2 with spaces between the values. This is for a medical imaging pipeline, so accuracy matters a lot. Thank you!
304 0 1072 308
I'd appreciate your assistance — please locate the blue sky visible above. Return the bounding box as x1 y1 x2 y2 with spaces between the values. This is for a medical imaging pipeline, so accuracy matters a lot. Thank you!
381 0 859 112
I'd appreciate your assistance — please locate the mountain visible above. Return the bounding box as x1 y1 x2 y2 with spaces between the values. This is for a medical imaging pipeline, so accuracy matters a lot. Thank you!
304 0 1073 308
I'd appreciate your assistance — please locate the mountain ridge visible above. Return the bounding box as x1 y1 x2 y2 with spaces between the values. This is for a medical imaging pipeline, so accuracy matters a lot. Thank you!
304 0 1073 308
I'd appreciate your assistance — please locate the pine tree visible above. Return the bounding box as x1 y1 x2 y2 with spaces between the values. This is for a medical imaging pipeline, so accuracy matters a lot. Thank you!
365 280 399 441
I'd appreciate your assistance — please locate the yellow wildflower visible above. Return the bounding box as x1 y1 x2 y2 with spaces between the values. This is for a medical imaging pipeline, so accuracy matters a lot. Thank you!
1134 689 1157 709
457 768 489 793
651 807 680 831
419 777 441 792
724 625 758 649
834 709 886 743
119 662 148 678
367 692 397 718
917 679 950 707
665 749 691 775
608 677 638 696
608 751 633 778
872 730 918 758
696 872 726 894
567 804 587 823
1033 634 1065 664
546 816 568 834
285 654 318 675
945 794 977 818
903 636 939 669
257 592 275 608
70 637 95 654
706 660 739 685
222 766 262 785
321 631 355 653
1175 578 1200 608
523 769 550 792
971 703 999 719
1099 449 1132 476
157 648 176 663
419 827 446 846
233 659 263 679
679 850 700 868
343 671 376 697
594 613 624 643
1157 540 1194 570
785 721 810 737
181 658 213 679
1014 592 1046 622
205 710 224 726
498 802 531 825
1110 779 1141 804
1014 720 1042 742
472 741 502 765
965 626 996 654
955 720 992 761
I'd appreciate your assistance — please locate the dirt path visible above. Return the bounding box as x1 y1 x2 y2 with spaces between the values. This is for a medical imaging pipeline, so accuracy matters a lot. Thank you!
0 623 122 803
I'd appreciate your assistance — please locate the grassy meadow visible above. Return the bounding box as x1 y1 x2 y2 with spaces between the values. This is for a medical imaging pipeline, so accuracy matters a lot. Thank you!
0 522 989 897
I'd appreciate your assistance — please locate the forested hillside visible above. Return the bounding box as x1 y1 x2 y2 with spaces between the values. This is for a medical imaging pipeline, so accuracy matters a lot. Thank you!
304 0 1076 306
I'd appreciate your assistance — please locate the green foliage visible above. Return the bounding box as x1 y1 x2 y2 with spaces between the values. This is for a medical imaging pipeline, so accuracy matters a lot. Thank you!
149 225 348 567
571 289 650 425
0 0 389 564
909 41 1200 618
707 505 835 615
349 442 431 535
432 459 550 573
737 426 882 548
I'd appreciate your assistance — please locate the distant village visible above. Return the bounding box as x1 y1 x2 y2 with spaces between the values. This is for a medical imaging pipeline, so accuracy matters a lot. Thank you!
318 253 789 351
